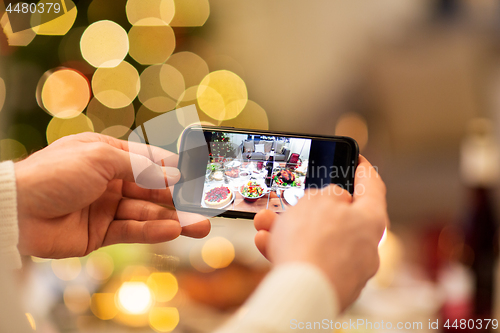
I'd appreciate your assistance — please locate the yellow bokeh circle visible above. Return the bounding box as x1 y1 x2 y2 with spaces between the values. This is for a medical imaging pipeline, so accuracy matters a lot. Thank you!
128 25 175 65
0 77 6 112
220 100 269 130
149 307 179 332
63 285 91 314
91 293 118 320
146 273 178 303
81 20 129 68
160 64 185 100
170 0 209 27
85 251 114 282
1 13 36 46
92 61 140 109
335 112 369 151
46 113 94 144
51 258 82 281
126 0 175 26
86 97 135 133
176 86 219 126
0 139 27 162
37 68 91 119
166 51 209 88
138 64 183 112
197 70 248 121
201 237 235 269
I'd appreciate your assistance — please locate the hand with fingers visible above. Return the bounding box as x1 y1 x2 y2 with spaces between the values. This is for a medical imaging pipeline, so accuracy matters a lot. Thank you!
253 156 388 310
14 132 210 259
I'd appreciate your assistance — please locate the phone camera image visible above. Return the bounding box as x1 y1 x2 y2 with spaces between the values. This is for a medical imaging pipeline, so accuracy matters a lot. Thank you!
174 126 358 219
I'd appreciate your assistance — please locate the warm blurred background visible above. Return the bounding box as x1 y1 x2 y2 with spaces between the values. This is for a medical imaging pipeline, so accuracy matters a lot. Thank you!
1 0 500 332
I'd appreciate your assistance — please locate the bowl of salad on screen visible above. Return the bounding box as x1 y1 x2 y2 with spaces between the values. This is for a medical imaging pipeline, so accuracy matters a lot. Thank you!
239 180 267 202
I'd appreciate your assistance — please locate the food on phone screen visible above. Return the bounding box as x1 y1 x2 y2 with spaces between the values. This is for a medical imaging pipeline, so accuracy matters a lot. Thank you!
204 186 232 208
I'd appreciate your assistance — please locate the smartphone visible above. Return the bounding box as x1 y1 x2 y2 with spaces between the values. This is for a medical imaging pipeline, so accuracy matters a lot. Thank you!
173 126 359 219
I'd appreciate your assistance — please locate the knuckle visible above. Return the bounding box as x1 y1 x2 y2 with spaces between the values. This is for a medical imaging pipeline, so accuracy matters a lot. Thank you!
140 204 152 221
84 142 112 162
121 221 132 241
142 222 151 243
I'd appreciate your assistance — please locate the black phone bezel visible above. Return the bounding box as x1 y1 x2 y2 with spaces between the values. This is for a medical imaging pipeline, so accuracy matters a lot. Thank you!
174 125 359 219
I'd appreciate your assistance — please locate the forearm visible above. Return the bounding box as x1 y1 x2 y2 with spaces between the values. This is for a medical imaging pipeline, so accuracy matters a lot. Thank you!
0 161 21 269
216 263 339 333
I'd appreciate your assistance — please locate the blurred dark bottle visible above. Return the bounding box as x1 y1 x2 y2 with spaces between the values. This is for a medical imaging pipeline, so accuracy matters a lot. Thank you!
265 152 274 187
459 119 500 330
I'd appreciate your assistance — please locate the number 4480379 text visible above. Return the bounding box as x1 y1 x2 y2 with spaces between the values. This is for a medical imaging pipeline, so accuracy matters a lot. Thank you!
444 319 498 330
6 2 62 14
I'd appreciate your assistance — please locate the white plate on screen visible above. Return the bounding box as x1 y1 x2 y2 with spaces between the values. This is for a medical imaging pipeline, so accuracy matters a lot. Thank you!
201 187 235 210
283 188 304 206
225 161 241 168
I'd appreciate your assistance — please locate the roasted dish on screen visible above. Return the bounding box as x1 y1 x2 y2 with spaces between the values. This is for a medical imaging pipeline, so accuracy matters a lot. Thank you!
274 169 301 187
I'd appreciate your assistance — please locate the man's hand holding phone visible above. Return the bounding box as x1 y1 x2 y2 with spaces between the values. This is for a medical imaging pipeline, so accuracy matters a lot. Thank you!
254 156 388 310
14 133 210 259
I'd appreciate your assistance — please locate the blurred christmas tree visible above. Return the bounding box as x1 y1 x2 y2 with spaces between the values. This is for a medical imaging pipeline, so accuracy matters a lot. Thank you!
210 132 231 162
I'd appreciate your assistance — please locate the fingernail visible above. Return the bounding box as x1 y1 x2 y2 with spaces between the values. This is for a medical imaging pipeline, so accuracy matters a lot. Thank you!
163 166 180 178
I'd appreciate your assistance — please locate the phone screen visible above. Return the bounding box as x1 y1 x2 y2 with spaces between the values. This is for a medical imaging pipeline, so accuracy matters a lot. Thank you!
173 127 358 218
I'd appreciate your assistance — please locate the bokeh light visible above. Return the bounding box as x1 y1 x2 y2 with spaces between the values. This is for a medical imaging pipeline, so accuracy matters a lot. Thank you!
116 281 153 314
25 313 36 330
201 237 235 269
81 20 129 68
149 307 179 332
135 105 166 127
335 112 369 151
64 285 91 314
126 0 175 26
31 0 77 35
92 61 140 108
160 64 185 100
166 51 209 88
37 68 91 119
46 113 94 144
175 86 219 126
51 257 82 281
147 272 178 303
139 65 181 112
121 265 151 282
91 293 118 320
128 25 175 65
219 100 269 130
0 139 27 161
189 244 215 273
197 70 248 121
0 14 36 46
375 230 403 288
85 251 114 281
170 0 209 27
101 125 132 139
86 97 135 133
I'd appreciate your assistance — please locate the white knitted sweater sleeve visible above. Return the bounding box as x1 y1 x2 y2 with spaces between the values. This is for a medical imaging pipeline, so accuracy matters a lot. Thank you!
0 161 21 269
